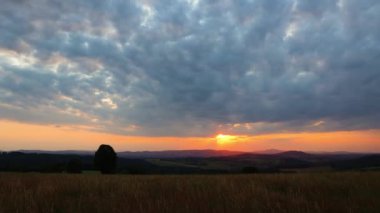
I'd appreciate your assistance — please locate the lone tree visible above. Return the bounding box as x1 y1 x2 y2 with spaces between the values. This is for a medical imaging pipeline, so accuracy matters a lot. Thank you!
94 144 117 174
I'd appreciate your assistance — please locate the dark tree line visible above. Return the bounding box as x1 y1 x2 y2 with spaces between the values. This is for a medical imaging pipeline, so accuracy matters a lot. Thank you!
66 158 83 173
66 144 118 174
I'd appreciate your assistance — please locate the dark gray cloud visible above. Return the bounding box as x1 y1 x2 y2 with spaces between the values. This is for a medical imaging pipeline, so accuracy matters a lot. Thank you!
0 0 379 136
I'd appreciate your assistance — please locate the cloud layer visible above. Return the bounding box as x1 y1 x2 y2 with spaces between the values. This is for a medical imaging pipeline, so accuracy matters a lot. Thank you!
0 0 380 136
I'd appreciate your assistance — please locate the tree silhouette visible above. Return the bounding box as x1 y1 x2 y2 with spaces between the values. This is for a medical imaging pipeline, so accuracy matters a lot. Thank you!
94 144 117 174
66 158 82 174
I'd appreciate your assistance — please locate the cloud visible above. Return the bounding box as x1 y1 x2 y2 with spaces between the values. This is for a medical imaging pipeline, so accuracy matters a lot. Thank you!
0 0 380 136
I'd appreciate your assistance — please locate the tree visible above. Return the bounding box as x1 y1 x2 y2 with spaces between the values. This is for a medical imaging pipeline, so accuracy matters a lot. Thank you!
66 158 82 174
94 144 117 174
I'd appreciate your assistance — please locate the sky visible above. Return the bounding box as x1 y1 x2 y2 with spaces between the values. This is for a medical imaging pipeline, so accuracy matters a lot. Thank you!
0 0 380 152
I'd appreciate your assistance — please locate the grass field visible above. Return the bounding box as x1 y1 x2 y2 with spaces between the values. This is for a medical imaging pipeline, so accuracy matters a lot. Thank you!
0 172 379 213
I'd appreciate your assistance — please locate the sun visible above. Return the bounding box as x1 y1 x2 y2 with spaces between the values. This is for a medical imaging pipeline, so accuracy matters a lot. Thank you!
215 134 237 145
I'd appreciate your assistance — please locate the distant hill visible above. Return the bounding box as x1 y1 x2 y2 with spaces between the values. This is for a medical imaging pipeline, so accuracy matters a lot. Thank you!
252 149 284 154
13 149 247 158
15 150 94 155
9 149 369 160
332 154 380 170
1 150 380 174
117 149 247 158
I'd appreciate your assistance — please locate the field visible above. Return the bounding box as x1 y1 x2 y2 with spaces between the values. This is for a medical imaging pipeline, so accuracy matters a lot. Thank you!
0 172 380 213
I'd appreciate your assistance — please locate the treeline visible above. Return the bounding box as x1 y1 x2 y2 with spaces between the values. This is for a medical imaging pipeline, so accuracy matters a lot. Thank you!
0 152 236 174
0 152 94 173
5 145 379 174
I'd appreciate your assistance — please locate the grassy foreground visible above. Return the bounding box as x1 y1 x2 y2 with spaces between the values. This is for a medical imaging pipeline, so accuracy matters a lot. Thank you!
0 172 379 213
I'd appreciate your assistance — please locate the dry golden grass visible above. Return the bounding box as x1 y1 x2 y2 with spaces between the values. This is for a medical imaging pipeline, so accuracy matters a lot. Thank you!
0 172 379 213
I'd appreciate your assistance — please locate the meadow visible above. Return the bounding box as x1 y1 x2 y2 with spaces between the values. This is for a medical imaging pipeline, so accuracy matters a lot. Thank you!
0 172 379 213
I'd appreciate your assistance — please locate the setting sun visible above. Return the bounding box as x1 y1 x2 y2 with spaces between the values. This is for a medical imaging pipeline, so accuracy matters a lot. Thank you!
216 134 238 145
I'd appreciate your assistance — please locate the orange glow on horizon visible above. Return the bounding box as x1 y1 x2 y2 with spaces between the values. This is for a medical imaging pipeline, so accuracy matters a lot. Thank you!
215 134 241 145
215 134 249 145
0 120 380 152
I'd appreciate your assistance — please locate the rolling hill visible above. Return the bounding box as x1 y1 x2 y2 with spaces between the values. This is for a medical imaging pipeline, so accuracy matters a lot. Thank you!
1 149 378 174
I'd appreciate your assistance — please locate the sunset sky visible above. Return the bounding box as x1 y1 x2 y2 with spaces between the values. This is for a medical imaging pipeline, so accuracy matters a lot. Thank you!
1 0 380 152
